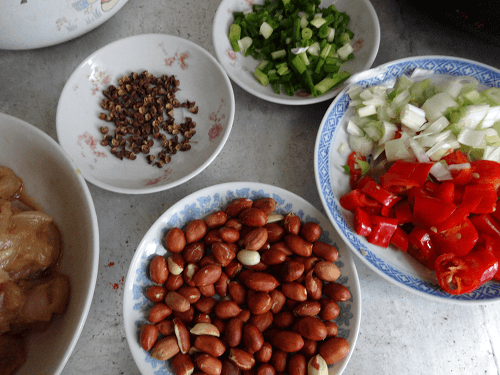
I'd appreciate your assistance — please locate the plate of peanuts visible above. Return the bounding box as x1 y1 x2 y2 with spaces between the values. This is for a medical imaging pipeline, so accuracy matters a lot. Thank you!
123 182 361 375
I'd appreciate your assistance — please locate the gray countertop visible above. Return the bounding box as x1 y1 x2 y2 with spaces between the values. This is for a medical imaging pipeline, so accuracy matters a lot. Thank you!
1 0 500 374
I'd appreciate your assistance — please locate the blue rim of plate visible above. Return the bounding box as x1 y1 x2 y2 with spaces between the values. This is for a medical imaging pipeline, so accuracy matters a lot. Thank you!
124 182 361 375
315 55 500 303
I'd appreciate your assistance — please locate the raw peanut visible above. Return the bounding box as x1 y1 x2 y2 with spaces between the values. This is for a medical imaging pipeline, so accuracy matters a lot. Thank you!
324 321 338 337
228 281 246 305
165 273 184 291
205 211 228 228
140 324 159 351
256 363 275 375
247 292 272 315
165 291 191 312
225 198 253 217
157 319 174 335
225 259 243 278
283 213 301 234
296 316 327 341
204 229 223 245
196 353 223 375
228 348 256 370
246 262 268 272
293 301 321 317
288 354 307 375
255 342 273 363
263 223 285 242
318 299 340 320
237 249 261 266
244 272 279 292
148 303 172 323
194 313 212 324
199 284 216 297
243 227 268 251
193 264 222 287
194 297 218 314
172 353 195 375
177 285 201 304
219 226 240 243
299 222 322 243
215 271 229 297
173 306 195 325
215 300 242 319
269 289 286 314
296 256 319 273
284 235 312 257
305 270 323 300
212 242 237 267
225 318 244 347
314 261 341 282
273 311 294 329
146 285 167 302
269 241 293 256
248 310 273 332
185 219 208 243
168 253 185 275
199 254 219 266
260 249 287 265
150 335 180 360
237 309 251 322
225 218 244 231
194 335 226 357
150 255 169 284
285 298 299 311
281 282 307 302
252 198 277 215
312 241 338 262
318 337 349 365
221 359 242 375
237 269 254 284
174 318 191 354
307 354 328 375
239 208 267 227
270 349 287 373
212 317 226 335
272 331 304 352
243 323 264 354
323 282 351 302
277 260 305 282
183 263 199 287
190 323 220 337
301 338 318 358
166 228 187 253
183 242 205 263
267 214 284 223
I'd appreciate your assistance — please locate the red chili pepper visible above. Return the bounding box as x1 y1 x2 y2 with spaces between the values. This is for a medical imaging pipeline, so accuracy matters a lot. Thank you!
390 227 409 252
432 181 455 204
354 175 376 190
431 217 478 257
443 150 472 185
412 195 456 228
366 216 398 248
361 180 402 207
469 214 500 239
462 184 497 214
408 227 438 270
469 160 500 189
354 208 372 236
346 151 367 189
339 189 381 211
394 200 412 224
380 160 432 192
435 235 499 295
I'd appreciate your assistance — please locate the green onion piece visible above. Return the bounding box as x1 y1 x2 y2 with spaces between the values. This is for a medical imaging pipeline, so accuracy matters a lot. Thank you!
310 16 326 28
314 71 351 95
254 68 269 86
238 36 253 55
292 54 307 74
260 21 274 39
356 159 370 174
276 62 289 76
229 24 242 52
342 165 350 175
271 49 287 59
301 27 313 40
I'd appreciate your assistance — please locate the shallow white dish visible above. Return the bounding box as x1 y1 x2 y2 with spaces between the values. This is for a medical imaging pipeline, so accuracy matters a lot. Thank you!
57 34 235 194
212 0 380 105
123 182 361 375
0 0 128 50
314 55 500 304
0 112 99 374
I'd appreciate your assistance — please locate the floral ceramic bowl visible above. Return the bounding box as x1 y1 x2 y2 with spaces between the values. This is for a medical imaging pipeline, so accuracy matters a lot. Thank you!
123 182 361 375
0 0 129 50
56 34 235 194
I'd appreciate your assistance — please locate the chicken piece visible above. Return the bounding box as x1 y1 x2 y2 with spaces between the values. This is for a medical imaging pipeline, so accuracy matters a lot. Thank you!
0 167 22 201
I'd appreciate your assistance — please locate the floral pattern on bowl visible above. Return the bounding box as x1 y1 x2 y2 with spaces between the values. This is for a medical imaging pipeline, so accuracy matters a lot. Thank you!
123 182 361 375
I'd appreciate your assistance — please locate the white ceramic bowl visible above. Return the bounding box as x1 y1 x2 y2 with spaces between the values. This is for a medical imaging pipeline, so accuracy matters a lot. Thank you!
56 34 235 194
0 0 128 50
212 0 380 105
124 182 361 375
0 113 99 374
314 55 500 304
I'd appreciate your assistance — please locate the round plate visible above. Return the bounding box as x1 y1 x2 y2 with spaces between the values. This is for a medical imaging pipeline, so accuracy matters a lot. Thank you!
212 0 380 105
0 0 128 50
314 55 500 303
123 182 361 375
56 34 235 194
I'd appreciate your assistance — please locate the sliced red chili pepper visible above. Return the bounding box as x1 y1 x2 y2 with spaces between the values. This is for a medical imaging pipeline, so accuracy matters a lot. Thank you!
423 180 438 194
469 214 500 239
390 226 409 252
346 151 367 190
412 195 456 228
380 160 433 192
435 235 499 294
462 183 497 214
354 175 376 190
432 181 455 204
339 189 381 211
366 216 398 248
361 180 402 207
431 217 478 257
408 227 438 270
469 160 500 189
394 200 412 225
354 208 372 236
406 186 433 208
443 150 472 185
380 205 395 218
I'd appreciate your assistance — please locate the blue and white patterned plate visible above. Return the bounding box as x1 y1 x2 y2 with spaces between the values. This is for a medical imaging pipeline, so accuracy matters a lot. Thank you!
314 55 500 304
123 182 361 375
